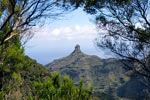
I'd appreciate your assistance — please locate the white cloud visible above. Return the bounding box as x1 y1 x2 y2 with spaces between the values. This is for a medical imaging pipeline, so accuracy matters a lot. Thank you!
75 25 81 31
52 28 61 36
32 25 98 41
63 27 72 33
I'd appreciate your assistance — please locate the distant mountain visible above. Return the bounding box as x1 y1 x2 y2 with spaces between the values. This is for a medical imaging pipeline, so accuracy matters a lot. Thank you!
45 45 145 100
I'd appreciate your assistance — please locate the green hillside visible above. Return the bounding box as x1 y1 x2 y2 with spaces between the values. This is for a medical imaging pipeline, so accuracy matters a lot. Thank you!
46 45 145 100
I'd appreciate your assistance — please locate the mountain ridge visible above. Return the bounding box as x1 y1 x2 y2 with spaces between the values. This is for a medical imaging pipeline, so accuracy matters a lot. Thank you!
45 44 145 100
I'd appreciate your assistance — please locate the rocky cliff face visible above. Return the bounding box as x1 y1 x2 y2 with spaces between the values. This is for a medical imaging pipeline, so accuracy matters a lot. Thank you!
45 44 145 99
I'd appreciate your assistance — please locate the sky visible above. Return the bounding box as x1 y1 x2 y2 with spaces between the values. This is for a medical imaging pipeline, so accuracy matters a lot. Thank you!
24 8 113 65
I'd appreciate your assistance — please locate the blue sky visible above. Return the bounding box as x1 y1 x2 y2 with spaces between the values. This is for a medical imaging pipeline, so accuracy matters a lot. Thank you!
25 8 112 65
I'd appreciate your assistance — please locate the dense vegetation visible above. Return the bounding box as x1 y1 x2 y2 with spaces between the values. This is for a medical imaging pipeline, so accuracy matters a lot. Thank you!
32 73 94 100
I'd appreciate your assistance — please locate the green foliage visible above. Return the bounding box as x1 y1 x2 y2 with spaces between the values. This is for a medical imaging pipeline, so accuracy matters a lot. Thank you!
63 0 133 14
137 28 150 43
32 72 94 100
0 35 33 74
0 91 4 100
12 72 22 85
0 0 9 10
0 30 51 99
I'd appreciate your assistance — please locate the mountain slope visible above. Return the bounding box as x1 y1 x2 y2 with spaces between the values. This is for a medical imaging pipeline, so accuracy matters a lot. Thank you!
46 45 145 99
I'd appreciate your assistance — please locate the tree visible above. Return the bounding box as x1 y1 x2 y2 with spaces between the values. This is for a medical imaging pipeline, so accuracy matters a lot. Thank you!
33 72 94 100
0 0 69 95
0 0 67 45
63 0 150 99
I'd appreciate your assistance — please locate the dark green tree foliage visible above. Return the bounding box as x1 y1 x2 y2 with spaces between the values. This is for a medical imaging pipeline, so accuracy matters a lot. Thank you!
63 0 132 14
1 36 31 71
32 72 94 100
0 35 33 99
0 91 4 100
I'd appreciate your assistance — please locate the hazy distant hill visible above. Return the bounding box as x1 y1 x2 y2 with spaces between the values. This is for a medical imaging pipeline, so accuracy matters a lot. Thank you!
45 45 145 100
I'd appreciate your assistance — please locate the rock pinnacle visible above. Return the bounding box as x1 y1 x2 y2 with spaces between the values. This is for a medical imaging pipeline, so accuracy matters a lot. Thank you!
71 44 82 54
